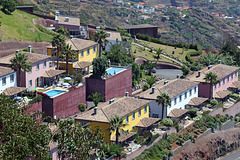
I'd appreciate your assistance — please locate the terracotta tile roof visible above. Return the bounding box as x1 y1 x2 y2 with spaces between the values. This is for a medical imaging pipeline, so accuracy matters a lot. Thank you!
73 61 92 69
167 108 188 118
106 31 122 41
214 90 231 99
111 131 137 142
121 24 157 29
136 117 161 128
187 97 208 106
67 38 97 51
0 66 15 77
0 52 50 65
230 81 240 89
2 86 27 96
187 64 239 83
138 79 198 99
75 97 150 123
57 16 80 26
41 69 65 78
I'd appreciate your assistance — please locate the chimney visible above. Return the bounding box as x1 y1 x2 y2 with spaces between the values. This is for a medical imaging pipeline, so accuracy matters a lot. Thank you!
152 87 155 93
109 99 115 104
219 60 222 64
198 71 201 77
176 74 180 79
28 45 32 53
125 92 129 97
208 65 212 70
16 50 19 54
65 17 69 22
55 16 59 24
55 11 60 16
94 107 98 115
164 80 168 85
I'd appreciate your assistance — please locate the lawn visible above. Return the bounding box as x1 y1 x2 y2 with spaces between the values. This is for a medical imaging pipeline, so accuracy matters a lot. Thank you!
0 9 53 42
137 40 198 63
131 45 173 63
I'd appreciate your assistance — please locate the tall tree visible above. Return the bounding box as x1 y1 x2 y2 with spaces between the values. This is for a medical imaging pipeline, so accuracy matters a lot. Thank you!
51 34 65 70
92 57 108 77
204 72 220 100
154 48 163 61
145 61 156 76
56 26 68 36
0 0 16 13
109 116 127 145
53 118 104 160
132 63 141 85
94 30 108 57
146 75 156 88
10 53 32 87
156 93 171 119
88 92 105 107
0 95 51 159
62 43 75 74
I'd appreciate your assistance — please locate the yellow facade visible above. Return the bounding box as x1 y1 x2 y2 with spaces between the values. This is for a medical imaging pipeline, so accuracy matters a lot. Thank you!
47 44 98 74
81 104 149 144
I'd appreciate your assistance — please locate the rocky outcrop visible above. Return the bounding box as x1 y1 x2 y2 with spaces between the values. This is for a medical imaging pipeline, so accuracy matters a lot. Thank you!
172 128 240 160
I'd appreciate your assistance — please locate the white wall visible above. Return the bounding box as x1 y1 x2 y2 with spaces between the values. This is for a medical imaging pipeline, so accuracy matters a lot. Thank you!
0 72 17 93
149 85 198 118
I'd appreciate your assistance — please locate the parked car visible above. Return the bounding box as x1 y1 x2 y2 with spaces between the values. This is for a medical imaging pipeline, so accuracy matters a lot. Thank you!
144 67 157 73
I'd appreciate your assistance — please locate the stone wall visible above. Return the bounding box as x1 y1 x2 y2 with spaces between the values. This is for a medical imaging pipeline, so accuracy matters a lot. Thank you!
210 101 240 117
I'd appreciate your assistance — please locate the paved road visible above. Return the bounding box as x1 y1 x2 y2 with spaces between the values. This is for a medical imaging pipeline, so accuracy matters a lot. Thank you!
132 42 184 66
153 69 183 80
219 149 240 160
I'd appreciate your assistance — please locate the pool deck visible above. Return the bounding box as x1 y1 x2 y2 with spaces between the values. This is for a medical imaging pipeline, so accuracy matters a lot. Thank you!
36 86 68 93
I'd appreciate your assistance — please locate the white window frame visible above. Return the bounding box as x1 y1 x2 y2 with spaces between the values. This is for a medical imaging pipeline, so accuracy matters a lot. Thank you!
87 49 90 55
29 80 32 87
231 74 233 80
235 72 237 78
93 46 96 53
10 74 14 83
185 92 187 99
36 63 39 71
2 77 6 86
227 76 229 83
179 95 182 102
144 106 147 113
223 78 225 85
126 115 129 124
132 112 135 120
219 82 221 87
190 89 192 96
214 84 217 90
43 61 47 68
174 98 177 105
194 87 197 94
138 109 141 117
81 51 84 58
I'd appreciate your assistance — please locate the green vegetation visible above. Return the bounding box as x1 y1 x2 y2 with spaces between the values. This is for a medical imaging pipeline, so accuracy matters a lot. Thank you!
92 57 108 77
0 10 53 41
161 118 173 127
78 103 86 112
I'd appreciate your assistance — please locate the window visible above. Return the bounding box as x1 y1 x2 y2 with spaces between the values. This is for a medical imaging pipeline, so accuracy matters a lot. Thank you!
179 95 182 102
185 92 187 99
51 50 56 57
87 49 90 55
214 84 217 90
132 112 135 120
132 126 135 130
29 80 32 87
235 72 237 78
144 106 147 113
219 82 221 87
43 61 46 68
227 76 229 83
174 98 177 105
138 109 141 117
93 46 96 53
2 77 6 85
81 51 84 58
223 78 225 85
10 74 14 82
36 64 39 71
194 87 197 94
126 115 129 124
152 114 159 118
231 74 233 80
190 89 192 96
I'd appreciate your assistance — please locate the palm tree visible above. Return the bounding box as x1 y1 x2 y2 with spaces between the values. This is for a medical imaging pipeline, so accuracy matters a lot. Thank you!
62 43 75 75
94 30 108 57
51 34 66 70
154 48 163 61
10 53 32 87
146 75 156 88
56 26 68 36
145 61 156 76
204 72 220 100
156 93 171 119
88 92 105 107
109 116 127 145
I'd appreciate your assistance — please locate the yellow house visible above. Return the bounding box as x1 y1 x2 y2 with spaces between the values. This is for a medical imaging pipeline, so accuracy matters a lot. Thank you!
47 38 98 74
75 97 160 144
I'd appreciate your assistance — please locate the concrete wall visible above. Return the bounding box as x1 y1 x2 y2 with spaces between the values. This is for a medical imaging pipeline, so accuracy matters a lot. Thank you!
0 71 17 93
25 101 42 115
86 67 132 101
209 101 240 117
126 27 158 38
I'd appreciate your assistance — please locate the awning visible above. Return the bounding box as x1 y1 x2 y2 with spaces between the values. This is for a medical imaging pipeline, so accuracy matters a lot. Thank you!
73 61 92 69
111 131 137 142
229 81 240 89
41 69 65 78
214 90 231 99
136 117 161 128
167 108 189 118
187 97 208 106
2 86 27 96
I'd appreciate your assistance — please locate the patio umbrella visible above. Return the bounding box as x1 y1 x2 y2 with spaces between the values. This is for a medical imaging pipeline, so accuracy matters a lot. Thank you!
14 97 23 100
64 77 71 81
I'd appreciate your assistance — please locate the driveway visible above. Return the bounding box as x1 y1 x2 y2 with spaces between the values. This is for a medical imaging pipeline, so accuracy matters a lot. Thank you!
153 69 183 80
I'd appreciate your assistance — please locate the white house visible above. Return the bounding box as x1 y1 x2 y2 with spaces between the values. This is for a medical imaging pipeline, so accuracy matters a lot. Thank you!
105 30 122 51
138 79 199 118
0 66 17 93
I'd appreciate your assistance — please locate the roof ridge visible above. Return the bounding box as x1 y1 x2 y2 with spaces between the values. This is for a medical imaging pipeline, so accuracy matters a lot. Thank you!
70 39 79 50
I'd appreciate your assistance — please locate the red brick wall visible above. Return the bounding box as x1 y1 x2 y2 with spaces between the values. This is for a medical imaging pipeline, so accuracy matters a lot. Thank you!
25 101 42 114
85 67 132 101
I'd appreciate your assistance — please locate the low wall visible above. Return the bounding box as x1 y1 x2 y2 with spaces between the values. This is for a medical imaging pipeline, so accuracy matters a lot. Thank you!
209 101 240 117
25 101 42 114
236 122 240 128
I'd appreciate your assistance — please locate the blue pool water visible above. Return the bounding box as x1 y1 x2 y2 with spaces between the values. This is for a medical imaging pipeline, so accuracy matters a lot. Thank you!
106 68 124 75
44 90 66 98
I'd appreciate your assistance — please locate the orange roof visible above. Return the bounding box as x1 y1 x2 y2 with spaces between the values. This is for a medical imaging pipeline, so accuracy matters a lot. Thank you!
139 2 145 5
183 6 189 9
176 7 181 9
170 6 174 8
159 4 165 7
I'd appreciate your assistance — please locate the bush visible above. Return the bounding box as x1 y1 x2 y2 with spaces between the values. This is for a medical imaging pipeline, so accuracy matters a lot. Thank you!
194 134 198 138
201 126 207 131
143 83 150 91
74 72 83 83
176 139 184 146
29 95 42 104
78 103 86 112
162 118 173 127
187 107 198 118
230 93 239 100
183 135 189 141
210 99 218 106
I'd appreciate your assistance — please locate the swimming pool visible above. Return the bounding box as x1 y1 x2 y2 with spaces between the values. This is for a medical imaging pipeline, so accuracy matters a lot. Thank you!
106 68 125 75
44 90 66 98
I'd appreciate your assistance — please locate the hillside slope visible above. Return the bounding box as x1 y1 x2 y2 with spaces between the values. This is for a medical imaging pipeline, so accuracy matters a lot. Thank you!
0 10 53 42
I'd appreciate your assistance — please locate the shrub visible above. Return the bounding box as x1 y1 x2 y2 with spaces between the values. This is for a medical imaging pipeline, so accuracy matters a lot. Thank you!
230 93 239 100
194 134 198 138
143 83 150 91
193 130 198 134
176 139 184 146
187 107 198 118
74 72 83 83
201 126 207 131
29 95 42 104
162 118 173 127
183 135 189 141
210 99 218 106
78 103 86 112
